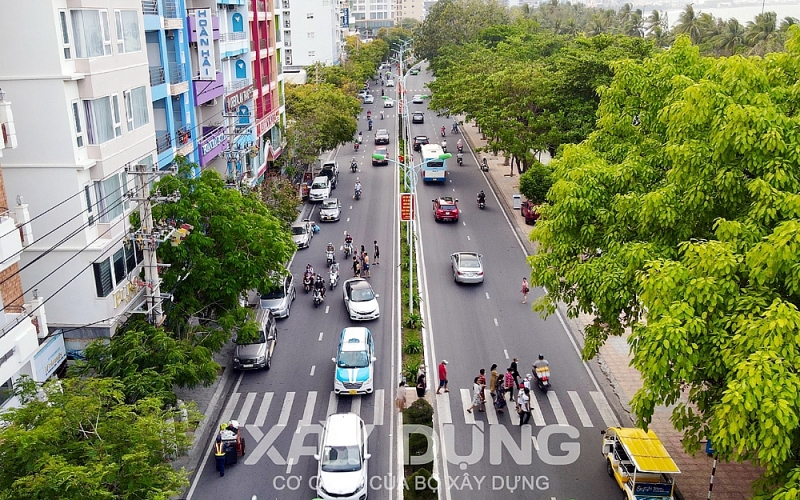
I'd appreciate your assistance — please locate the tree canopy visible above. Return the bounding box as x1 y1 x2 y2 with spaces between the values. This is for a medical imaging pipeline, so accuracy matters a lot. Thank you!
0 377 197 500
528 29 800 497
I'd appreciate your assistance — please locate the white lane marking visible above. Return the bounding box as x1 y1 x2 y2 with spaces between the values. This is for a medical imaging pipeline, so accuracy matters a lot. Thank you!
569 391 594 427
509 395 520 425
485 292 490 300
237 392 256 424
438 391 453 424
461 388 476 424
531 399 546 426
373 389 385 426
347 217 351 222
453 187 456 191
350 205 353 209
531 436 540 450
327 391 338 417
494 318 499 327
318 331 324 341
547 392 569 426
591 391 620 427
486 402 498 425
255 392 273 427
462 221 466 226
219 392 240 424
467 235 471 241
286 457 294 474
298 391 317 432
310 365 316 376
351 396 362 416
504 349 509 359
277 392 295 427
325 305 330 314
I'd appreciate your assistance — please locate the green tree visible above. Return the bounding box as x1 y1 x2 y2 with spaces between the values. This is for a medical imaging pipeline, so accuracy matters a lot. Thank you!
0 377 197 499
153 161 295 331
74 321 219 405
518 160 553 204
711 18 746 55
673 4 702 43
528 31 800 496
257 176 301 226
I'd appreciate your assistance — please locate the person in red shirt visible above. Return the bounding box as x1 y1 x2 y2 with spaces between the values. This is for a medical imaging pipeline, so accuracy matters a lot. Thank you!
436 360 449 394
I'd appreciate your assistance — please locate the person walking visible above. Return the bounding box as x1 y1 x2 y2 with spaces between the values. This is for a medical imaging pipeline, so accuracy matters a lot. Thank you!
477 368 487 411
214 436 227 477
510 358 520 397
466 376 483 413
521 277 530 304
352 255 361 277
395 381 407 413
489 364 499 402
416 367 427 398
373 240 380 265
504 367 516 402
363 254 371 277
494 375 507 413
436 360 449 394
517 387 531 426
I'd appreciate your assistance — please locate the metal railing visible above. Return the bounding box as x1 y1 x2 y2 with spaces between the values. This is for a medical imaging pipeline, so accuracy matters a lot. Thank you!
257 1 266 12
156 130 172 153
163 0 180 18
149 66 165 86
176 126 191 146
260 39 268 50
168 62 187 84
225 78 252 93
220 32 248 42
142 0 159 15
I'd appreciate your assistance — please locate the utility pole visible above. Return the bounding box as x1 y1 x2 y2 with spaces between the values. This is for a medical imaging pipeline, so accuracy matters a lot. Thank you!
127 163 180 326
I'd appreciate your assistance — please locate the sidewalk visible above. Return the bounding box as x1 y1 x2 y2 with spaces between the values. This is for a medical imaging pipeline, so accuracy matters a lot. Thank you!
460 121 762 500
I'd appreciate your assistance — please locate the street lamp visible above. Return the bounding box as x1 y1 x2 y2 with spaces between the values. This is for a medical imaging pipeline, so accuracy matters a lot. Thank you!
372 152 451 314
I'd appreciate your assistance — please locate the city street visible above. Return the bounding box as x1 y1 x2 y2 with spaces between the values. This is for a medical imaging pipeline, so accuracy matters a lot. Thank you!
187 77 401 499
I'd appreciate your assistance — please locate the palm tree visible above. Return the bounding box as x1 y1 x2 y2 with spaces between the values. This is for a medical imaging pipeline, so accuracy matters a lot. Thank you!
625 11 645 37
711 18 746 55
645 10 664 35
673 4 702 44
746 11 779 54
779 17 798 31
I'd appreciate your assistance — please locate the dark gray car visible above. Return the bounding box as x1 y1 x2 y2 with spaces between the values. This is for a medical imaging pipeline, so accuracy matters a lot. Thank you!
233 308 277 370
260 274 296 318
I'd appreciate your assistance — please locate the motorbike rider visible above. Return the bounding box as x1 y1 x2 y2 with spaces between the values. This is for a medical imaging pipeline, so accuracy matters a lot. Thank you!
305 263 314 278
354 178 362 197
533 354 550 377
477 190 486 206
380 110 384 120
441 139 447 152
368 118 373 130
457 139 463 152
351 158 358 171
326 241 335 258
367 110 371 119
357 131 363 143
381 89 385 96
452 120 458 133
314 274 326 299
441 125 446 136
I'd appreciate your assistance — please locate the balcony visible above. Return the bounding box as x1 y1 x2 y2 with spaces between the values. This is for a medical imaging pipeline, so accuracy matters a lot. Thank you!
156 130 172 154
149 66 165 86
142 0 158 15
176 126 192 147
220 32 248 42
225 78 252 93
168 63 189 95
257 1 267 12
0 213 22 272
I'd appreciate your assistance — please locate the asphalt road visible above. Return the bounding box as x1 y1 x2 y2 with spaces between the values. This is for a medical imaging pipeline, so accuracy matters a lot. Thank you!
188 76 401 500
406 64 624 500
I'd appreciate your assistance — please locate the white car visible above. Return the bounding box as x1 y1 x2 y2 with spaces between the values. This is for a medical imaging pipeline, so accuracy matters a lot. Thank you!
383 98 395 108
363 94 374 104
386 79 395 87
309 176 331 202
315 413 370 499
343 278 380 320
291 222 313 249
319 198 342 222
412 94 424 104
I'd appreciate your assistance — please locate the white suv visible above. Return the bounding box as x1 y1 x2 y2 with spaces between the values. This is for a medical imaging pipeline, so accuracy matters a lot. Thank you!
309 176 331 202
315 413 370 499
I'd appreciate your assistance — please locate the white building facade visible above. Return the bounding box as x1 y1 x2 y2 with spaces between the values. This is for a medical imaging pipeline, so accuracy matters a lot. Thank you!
282 0 345 70
350 0 393 36
0 0 154 353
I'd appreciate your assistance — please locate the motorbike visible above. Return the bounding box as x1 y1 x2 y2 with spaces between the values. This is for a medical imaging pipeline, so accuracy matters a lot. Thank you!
477 197 486 209
329 264 340 290
354 142 360 152
354 188 362 200
441 140 448 153
457 142 463 153
440 127 446 137
534 367 551 392
313 288 324 308
457 153 463 166
452 123 458 134
351 161 358 173
368 120 373 131
481 158 489 172
343 242 353 258
303 273 314 293
380 111 384 120
326 250 335 267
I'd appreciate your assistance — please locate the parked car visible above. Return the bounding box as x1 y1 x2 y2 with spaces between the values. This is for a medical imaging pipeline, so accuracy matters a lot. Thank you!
315 413 371 498
343 278 380 321
357 90 368 99
331 327 376 394
520 200 540 225
309 176 332 202
374 129 390 144
383 98 395 108
320 161 339 190
233 308 277 370
372 146 389 166
320 198 342 222
291 222 313 249
413 135 429 152
451 252 485 284
412 111 424 124
412 94 424 104
363 94 374 104
432 196 459 222
258 273 296 318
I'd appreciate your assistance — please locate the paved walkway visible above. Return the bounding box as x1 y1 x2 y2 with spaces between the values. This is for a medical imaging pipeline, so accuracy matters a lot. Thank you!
459 120 762 500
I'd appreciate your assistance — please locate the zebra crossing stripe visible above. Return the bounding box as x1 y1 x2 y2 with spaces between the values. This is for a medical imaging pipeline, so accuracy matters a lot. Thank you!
591 391 620 428
569 391 593 427
373 390 385 426
547 392 569 426
220 392 240 425
298 391 317 432
508 395 520 426
277 392 295 427
461 389 476 424
438 392 453 424
255 392 273 427
238 392 256 423
531 400 545 426
326 391 337 418
485 399 498 425
350 395 361 416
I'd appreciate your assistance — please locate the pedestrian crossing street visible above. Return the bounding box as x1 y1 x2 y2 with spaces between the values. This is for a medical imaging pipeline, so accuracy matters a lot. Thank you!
217 388 618 431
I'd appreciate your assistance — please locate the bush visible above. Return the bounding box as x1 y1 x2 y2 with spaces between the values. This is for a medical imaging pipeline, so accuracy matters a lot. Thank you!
518 159 553 204
404 338 423 354
408 432 430 459
403 313 424 329
404 398 434 426
404 361 421 384
405 467 438 500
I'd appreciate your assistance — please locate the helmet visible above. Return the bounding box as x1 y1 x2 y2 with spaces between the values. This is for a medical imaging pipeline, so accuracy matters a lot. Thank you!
356 177 360 182
480 190 485 195
538 354 544 360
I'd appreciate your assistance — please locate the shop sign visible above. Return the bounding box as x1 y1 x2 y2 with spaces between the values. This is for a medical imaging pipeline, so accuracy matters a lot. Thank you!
196 9 216 80
33 333 66 382
226 85 254 112
255 109 280 137
199 127 228 165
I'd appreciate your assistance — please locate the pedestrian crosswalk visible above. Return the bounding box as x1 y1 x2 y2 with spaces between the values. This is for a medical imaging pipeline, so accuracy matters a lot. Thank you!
217 388 618 431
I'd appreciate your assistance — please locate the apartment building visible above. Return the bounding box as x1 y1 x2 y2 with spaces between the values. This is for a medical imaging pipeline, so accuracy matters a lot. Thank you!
350 0 393 35
282 0 346 70
0 1 155 352
396 0 423 22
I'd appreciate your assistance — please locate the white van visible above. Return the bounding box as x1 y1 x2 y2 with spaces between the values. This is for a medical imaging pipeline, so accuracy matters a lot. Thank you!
332 327 375 395
309 176 331 202
315 413 370 500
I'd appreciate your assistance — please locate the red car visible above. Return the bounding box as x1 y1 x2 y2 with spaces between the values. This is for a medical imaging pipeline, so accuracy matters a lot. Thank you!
521 200 540 225
433 196 459 222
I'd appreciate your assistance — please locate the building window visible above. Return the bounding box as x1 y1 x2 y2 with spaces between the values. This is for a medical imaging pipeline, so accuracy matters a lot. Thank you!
0 378 13 408
308 51 315 57
124 86 149 131
306 13 314 19
94 172 128 223
235 59 247 78
114 10 142 53
307 32 315 38
232 13 244 32
84 95 122 144
84 185 95 225
113 248 126 285
124 240 137 274
71 101 84 148
70 9 112 58
59 10 72 59
93 258 114 297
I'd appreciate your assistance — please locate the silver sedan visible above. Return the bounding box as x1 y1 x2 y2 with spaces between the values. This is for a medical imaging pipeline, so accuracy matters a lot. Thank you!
319 198 342 222
451 252 484 284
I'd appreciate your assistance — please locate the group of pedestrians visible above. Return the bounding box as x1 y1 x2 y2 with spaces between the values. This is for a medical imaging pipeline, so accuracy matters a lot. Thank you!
351 240 380 278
